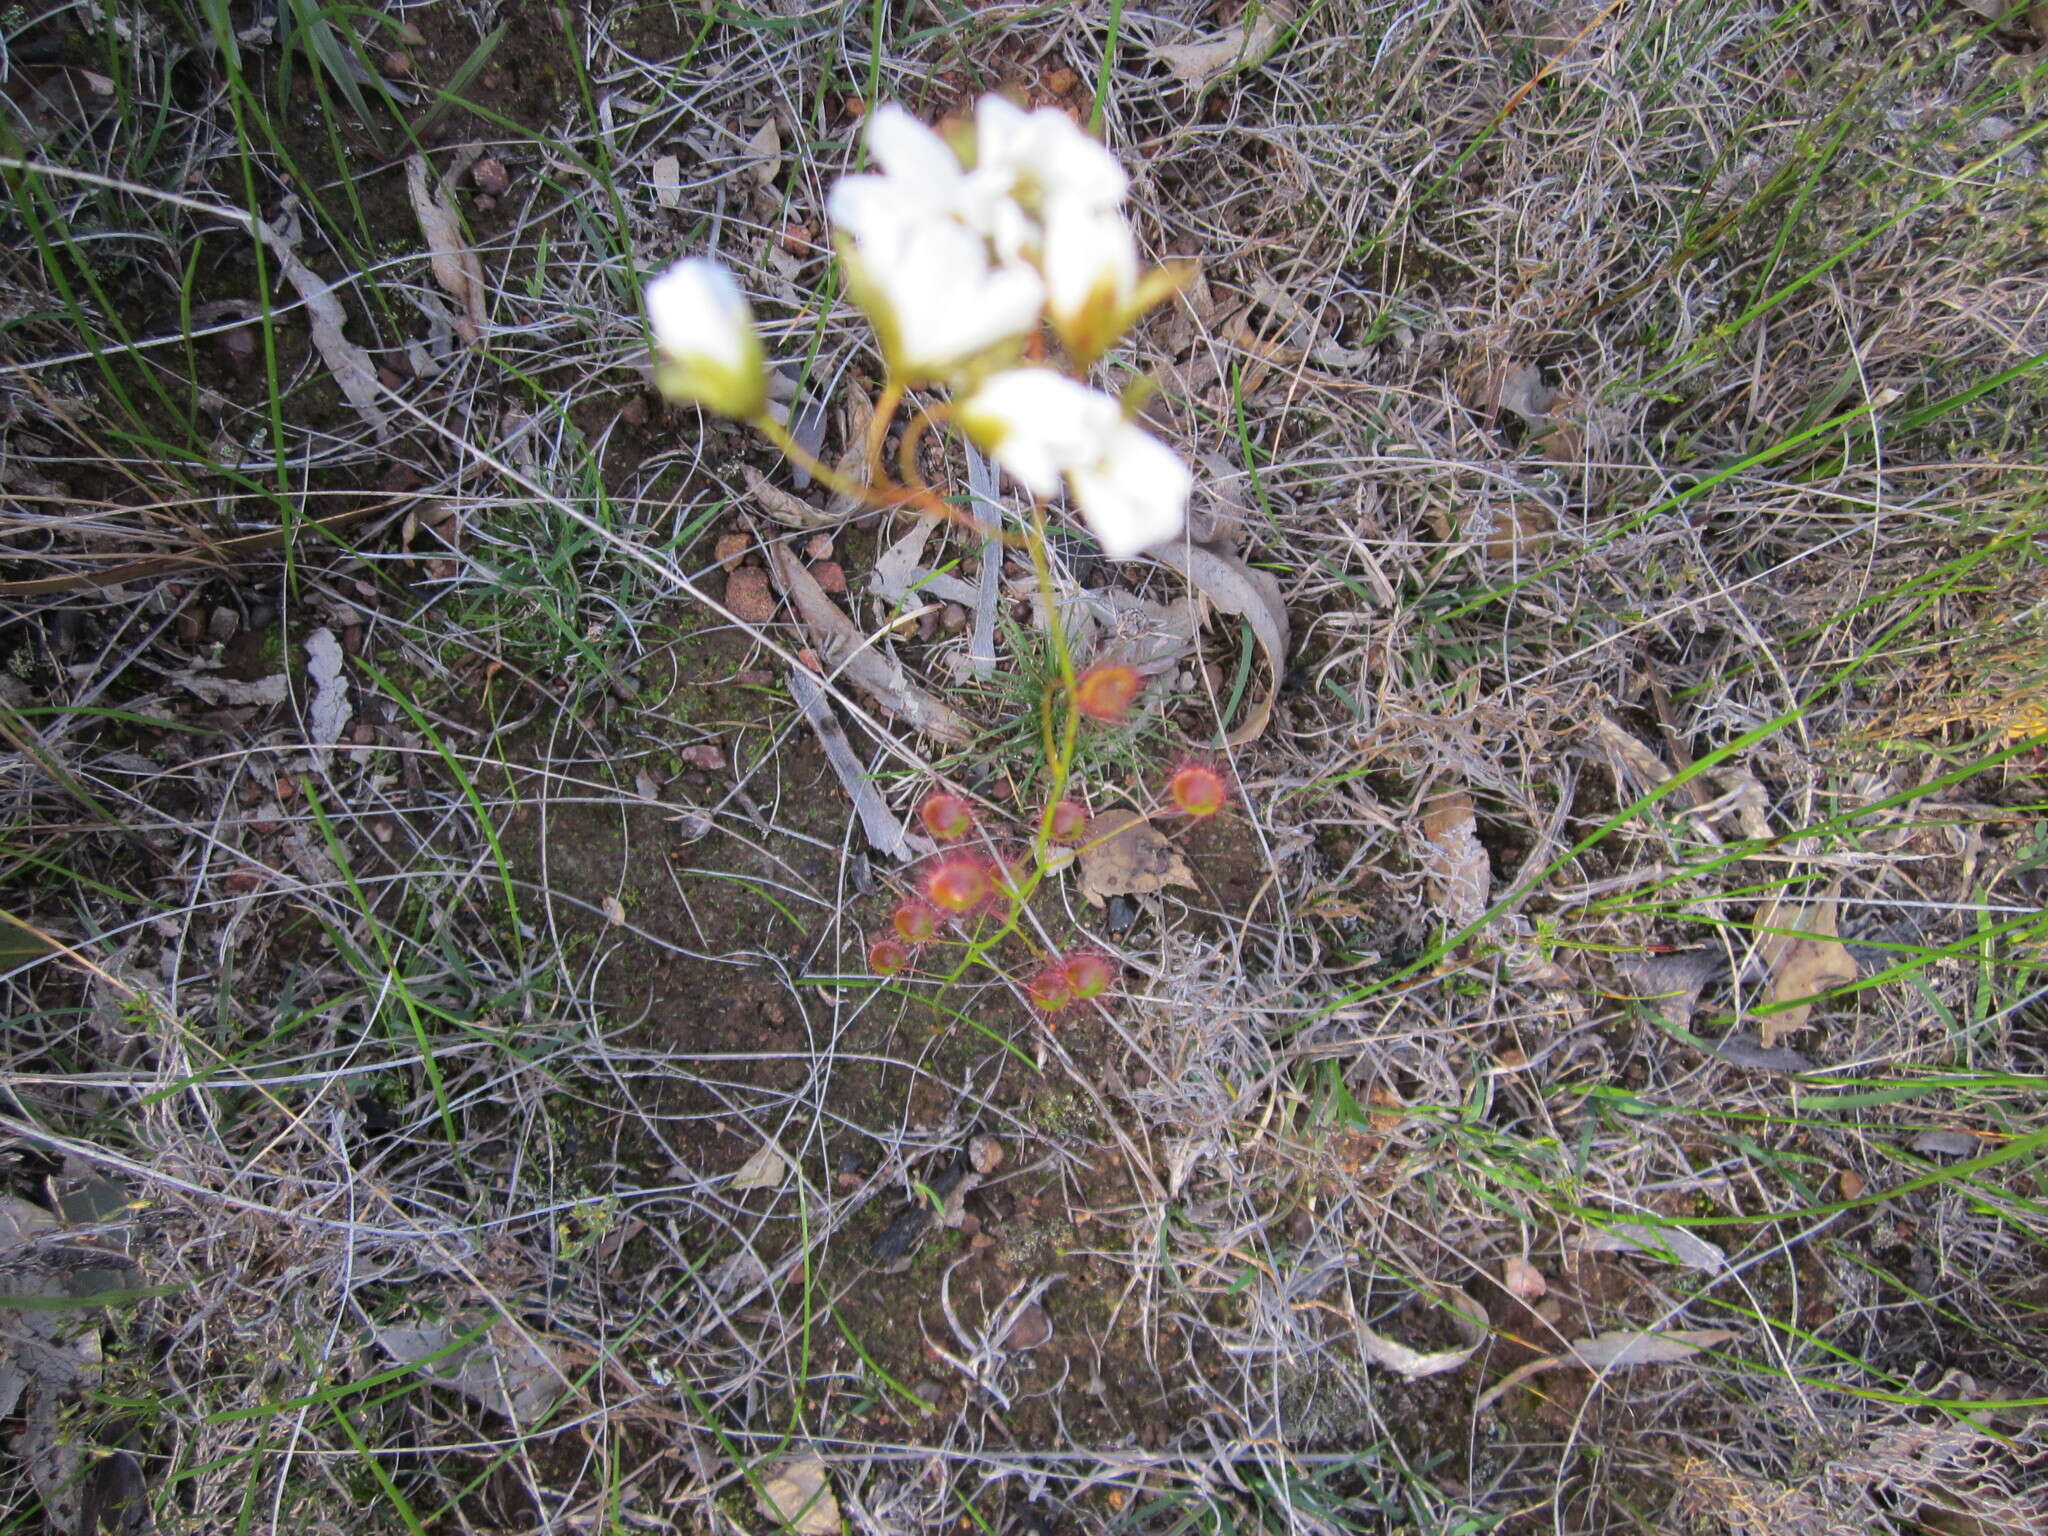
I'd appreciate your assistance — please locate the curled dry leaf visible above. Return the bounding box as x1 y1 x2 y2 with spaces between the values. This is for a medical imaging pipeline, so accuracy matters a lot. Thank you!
1476 1327 1738 1414
757 1453 840 1536
1076 810 1197 905
1147 541 1289 745
1502 1255 1548 1301
745 116 783 187
251 207 390 439
730 1140 788 1192
651 153 683 209
1351 1281 1489 1381
1150 0 1296 88
305 627 350 753
766 540 973 744
373 1317 571 1427
405 153 488 343
1420 790 1490 931
742 464 840 529
1577 1221 1727 1275
1757 898 1859 1048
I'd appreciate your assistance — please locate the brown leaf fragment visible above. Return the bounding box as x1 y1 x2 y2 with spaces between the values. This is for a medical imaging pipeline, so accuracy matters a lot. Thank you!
1076 810 1197 905
1758 899 1859 1047
1150 0 1296 88
250 208 391 440
1615 948 1725 1028
758 1453 839 1535
765 542 973 744
741 465 840 529
373 1317 571 1426
1420 790 1490 930
405 153 488 343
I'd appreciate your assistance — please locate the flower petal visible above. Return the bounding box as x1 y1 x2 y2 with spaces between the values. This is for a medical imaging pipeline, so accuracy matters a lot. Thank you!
867 103 966 193
1068 423 1190 559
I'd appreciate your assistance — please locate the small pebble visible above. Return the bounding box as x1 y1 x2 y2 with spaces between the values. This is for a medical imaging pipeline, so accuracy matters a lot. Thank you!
471 157 511 196
811 560 848 595
939 603 968 634
967 1134 1004 1174
724 567 778 623
714 531 750 571
805 533 834 561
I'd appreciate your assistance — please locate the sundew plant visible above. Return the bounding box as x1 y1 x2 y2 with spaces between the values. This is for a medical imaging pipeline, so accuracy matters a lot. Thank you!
645 96 1225 1015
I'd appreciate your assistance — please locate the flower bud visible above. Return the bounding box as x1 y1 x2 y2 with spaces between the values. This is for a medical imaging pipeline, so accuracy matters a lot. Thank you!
1024 964 1073 1013
645 258 767 419
1045 799 1088 842
922 853 991 913
1166 759 1229 818
1059 950 1116 999
1073 662 1141 722
920 791 975 841
892 899 939 945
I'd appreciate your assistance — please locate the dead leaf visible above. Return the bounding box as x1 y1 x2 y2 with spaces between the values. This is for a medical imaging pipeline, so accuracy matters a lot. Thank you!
742 464 838 529
1352 1281 1489 1381
374 1317 571 1426
1076 810 1197 905
1502 1256 1548 1300
305 627 350 754
405 153 488 343
1757 898 1859 1047
600 895 627 927
1910 1129 1983 1158
730 1140 788 1192
251 206 390 439
166 672 290 707
1421 790 1490 930
1476 1327 1737 1414
1146 542 1289 745
1569 1328 1737 1370
651 153 682 209
1150 0 1296 88
745 117 783 187
757 1453 839 1536
1578 1221 1727 1275
1615 948 1726 1029
765 541 973 745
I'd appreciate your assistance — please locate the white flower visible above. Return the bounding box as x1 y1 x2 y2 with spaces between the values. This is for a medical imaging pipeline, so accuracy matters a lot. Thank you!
830 185 1043 382
645 258 765 419
1067 424 1191 559
1041 200 1139 361
866 102 967 196
974 97 1128 215
959 369 1190 559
